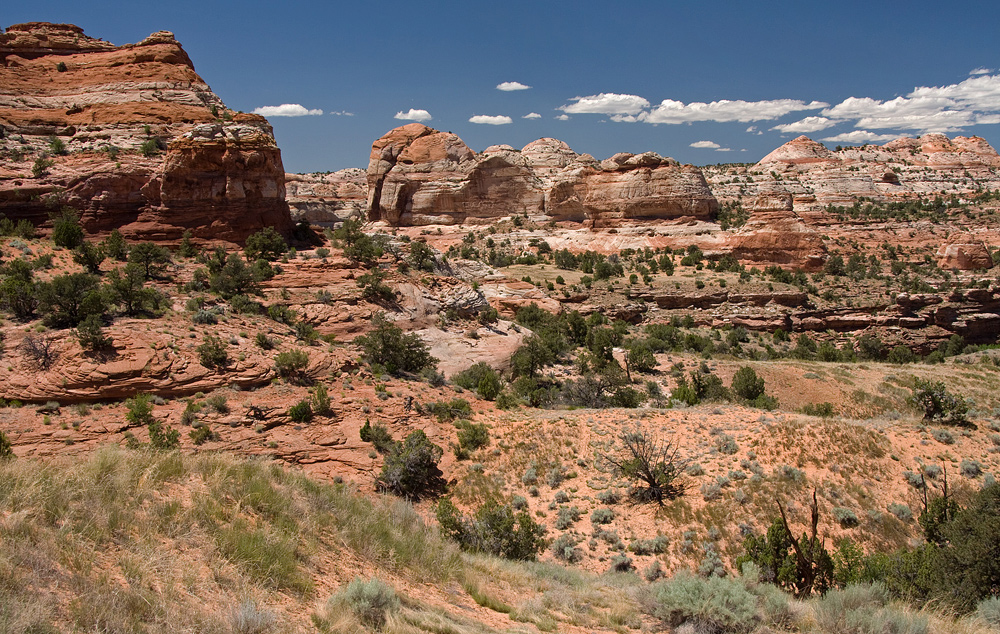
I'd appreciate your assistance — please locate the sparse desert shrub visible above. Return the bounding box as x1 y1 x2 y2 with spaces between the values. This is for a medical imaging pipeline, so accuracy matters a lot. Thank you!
651 572 757 632
287 400 313 423
591 507 614 525
274 349 309 382
630 535 669 556
75 314 113 353
553 490 570 503
255 332 274 350
312 382 331 415
932 428 954 444
960 459 982 478
554 505 581 529
188 424 216 446
203 393 228 414
355 312 437 375
686 463 705 476
243 227 287 262
546 464 565 488
601 427 688 505
197 334 229 369
910 379 971 427
609 553 634 573
644 560 664 582
977 596 1000 627
376 430 444 499
887 503 913 521
0 430 13 459
833 507 860 528
814 583 928 634
597 489 622 505
701 481 722 501
715 433 738 455
521 466 538 485
436 497 545 561
359 420 394 453
775 465 805 483
228 599 276 634
551 533 583 563
325 577 400 630
192 309 218 325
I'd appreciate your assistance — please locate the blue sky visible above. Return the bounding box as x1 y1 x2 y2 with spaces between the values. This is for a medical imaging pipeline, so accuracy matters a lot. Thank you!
9 1 1000 172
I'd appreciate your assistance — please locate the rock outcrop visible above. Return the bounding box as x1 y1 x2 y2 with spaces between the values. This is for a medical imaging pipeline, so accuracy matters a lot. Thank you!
723 192 828 270
285 168 367 226
936 236 994 270
366 123 718 226
0 22 292 241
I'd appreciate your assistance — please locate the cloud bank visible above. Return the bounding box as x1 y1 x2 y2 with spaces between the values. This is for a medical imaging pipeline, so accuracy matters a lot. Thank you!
252 103 323 117
394 109 432 122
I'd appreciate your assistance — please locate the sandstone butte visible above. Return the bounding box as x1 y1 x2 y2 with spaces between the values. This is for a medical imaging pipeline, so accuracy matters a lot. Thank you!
0 22 292 242
364 122 720 227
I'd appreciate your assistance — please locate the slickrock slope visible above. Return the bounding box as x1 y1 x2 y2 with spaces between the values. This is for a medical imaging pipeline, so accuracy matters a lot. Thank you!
705 134 1000 211
366 123 718 226
0 22 292 241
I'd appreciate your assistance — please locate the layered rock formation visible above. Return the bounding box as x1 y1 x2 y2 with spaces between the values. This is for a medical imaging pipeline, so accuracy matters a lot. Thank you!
285 168 367 226
0 22 292 241
936 236 993 270
365 123 718 226
705 134 1000 211
724 192 827 270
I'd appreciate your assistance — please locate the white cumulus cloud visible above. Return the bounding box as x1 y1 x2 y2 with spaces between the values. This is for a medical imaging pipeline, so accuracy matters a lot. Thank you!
820 130 902 144
469 115 513 125
560 93 651 115
522 112 542 119
822 73 1000 132
555 114 570 121
252 103 323 117
497 81 531 91
394 109 432 122
641 98 828 124
970 67 993 75
690 140 721 149
771 116 837 134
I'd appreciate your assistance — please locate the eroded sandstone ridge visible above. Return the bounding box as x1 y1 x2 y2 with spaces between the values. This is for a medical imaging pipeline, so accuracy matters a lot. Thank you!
705 134 1000 211
0 22 292 241
364 123 719 226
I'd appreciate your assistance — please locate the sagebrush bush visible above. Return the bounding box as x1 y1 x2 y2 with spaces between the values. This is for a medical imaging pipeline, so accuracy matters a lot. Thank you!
833 507 860 528
550 533 582 563
554 505 581 530
887 503 913 521
814 583 928 634
326 577 400 630
977 596 1000 627
652 572 758 632
591 507 614 525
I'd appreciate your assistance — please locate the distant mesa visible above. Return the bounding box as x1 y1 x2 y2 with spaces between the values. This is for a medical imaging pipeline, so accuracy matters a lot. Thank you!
0 22 292 242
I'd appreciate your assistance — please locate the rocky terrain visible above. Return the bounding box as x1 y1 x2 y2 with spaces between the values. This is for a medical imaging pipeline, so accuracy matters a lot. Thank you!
2 20 1000 634
0 22 292 241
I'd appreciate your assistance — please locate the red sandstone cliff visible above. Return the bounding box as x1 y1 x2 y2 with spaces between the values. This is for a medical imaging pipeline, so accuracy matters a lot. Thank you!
0 22 292 241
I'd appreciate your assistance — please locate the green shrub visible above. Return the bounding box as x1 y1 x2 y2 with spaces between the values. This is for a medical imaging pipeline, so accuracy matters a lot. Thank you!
0 430 13 459
127 241 172 280
192 309 218 325
255 332 274 350
359 420 394 453
189 424 215 446
125 393 155 428
554 505 581 529
75 314 113 353
436 498 545 561
32 157 54 178
72 241 105 274
551 533 582 562
197 334 229 369
731 366 766 402
376 430 444 499
312 383 331 415
274 349 309 382
455 420 489 452
630 535 670 555
355 313 437 375
452 362 503 401
652 572 758 632
243 227 287 262
887 503 913 521
148 420 180 450
591 507 615 525
205 393 228 414
287 400 313 423
102 229 129 260
38 272 107 327
909 379 971 426
833 507 860 528
51 209 84 249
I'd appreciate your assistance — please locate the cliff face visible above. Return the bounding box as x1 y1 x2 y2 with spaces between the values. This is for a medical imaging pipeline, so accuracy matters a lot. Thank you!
0 22 292 241
364 123 718 226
